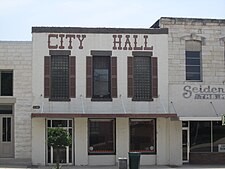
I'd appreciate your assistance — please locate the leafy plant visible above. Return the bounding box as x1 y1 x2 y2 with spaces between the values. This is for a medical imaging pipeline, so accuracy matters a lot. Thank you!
47 127 72 169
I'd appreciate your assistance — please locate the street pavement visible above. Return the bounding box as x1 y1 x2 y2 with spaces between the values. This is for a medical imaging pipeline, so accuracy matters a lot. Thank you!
1 165 225 169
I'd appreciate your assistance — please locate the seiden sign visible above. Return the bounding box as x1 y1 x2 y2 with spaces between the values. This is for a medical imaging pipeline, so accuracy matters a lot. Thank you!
48 34 153 50
183 85 225 99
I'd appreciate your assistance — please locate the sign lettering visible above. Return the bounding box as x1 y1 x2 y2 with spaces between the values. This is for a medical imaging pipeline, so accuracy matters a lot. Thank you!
47 34 153 51
183 85 225 99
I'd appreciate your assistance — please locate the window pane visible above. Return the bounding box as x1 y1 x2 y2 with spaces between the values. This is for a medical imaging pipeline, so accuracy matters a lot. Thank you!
190 121 211 152
51 55 69 100
0 105 13 114
213 121 225 152
2 117 11 142
186 66 201 72
133 56 151 100
51 120 67 127
93 56 111 98
186 59 200 65
130 119 156 153
186 73 201 81
89 119 115 154
1 71 13 96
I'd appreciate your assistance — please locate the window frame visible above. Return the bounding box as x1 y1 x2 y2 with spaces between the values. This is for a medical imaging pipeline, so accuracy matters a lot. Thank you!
88 118 116 155
129 118 156 154
92 56 111 100
185 40 202 82
50 55 70 101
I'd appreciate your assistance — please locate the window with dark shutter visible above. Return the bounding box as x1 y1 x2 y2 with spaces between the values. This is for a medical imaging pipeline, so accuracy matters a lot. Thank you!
44 50 75 101
86 51 117 101
127 52 158 101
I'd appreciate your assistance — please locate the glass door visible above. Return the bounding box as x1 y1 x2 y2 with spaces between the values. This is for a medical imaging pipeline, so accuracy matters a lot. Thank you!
182 121 189 163
47 119 73 165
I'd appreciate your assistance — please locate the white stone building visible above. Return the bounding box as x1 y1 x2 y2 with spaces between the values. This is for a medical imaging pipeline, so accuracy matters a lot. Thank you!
0 17 225 166
151 17 225 164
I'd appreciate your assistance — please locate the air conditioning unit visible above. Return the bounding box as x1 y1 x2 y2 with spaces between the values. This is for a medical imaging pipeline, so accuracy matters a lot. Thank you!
218 144 225 152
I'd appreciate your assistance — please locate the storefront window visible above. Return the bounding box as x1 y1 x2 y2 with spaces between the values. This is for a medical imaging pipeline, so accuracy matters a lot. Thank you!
190 121 225 153
213 121 225 152
129 119 156 154
88 119 115 154
190 121 211 152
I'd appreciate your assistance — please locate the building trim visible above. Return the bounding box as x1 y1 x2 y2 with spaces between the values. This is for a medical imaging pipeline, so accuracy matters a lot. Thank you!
179 116 221 121
31 113 177 118
32 27 168 34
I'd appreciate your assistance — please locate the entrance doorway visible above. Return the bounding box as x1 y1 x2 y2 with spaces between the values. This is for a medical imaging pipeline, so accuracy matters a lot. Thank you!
0 115 14 158
47 119 73 165
182 121 189 163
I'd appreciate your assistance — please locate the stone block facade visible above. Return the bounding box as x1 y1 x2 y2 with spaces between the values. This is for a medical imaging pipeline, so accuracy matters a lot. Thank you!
0 41 32 163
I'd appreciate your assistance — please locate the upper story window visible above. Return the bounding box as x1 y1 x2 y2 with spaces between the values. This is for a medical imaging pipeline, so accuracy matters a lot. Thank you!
44 50 75 101
93 56 111 99
0 71 13 96
86 50 117 101
185 40 202 81
128 52 158 101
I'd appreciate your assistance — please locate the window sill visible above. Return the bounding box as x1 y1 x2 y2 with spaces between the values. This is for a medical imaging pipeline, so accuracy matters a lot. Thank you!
91 98 112 102
132 98 153 102
0 96 16 104
49 98 71 102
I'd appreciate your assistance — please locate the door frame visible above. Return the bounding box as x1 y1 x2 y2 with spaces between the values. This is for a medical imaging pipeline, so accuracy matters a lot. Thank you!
46 119 74 165
182 121 190 163
0 114 14 158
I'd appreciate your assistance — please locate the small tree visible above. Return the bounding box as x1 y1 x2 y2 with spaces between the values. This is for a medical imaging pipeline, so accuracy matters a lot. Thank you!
48 127 72 169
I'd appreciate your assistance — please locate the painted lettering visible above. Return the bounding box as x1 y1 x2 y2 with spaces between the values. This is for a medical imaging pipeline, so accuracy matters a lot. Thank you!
48 34 86 50
112 35 153 51
48 34 58 49
123 35 132 50
66 34 75 49
59 34 65 49
76 35 86 49
183 85 225 99
133 35 143 50
183 85 192 98
144 35 153 50
112 35 122 50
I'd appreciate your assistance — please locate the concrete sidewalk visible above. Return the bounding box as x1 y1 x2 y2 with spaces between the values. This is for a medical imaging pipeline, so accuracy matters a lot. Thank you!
1 165 225 169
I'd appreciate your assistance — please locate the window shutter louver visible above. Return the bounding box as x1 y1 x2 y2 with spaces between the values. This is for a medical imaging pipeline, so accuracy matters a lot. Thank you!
44 56 51 98
86 56 92 98
69 56 76 98
111 57 117 98
152 57 158 98
127 57 133 97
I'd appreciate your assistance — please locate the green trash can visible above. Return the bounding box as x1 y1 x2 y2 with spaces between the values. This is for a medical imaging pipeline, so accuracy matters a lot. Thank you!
128 152 141 169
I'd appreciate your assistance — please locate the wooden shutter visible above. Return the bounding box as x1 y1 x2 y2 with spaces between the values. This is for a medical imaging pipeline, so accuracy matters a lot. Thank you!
111 57 117 98
127 57 133 97
86 56 92 98
152 57 158 98
44 56 51 98
69 56 76 98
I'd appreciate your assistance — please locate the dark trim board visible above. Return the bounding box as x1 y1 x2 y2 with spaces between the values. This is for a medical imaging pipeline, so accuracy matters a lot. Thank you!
32 27 168 34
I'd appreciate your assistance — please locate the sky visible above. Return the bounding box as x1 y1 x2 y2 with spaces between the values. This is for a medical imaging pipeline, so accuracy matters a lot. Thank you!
0 0 225 41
